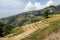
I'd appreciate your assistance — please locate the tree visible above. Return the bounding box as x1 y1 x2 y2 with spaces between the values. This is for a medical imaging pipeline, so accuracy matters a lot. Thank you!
0 22 14 37
44 8 51 19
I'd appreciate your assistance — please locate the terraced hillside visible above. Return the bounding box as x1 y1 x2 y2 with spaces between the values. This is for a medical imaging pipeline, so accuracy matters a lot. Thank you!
0 19 49 40
22 14 60 40
0 14 60 40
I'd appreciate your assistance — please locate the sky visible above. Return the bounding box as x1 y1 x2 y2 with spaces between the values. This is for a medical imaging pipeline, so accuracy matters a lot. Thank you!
0 0 60 18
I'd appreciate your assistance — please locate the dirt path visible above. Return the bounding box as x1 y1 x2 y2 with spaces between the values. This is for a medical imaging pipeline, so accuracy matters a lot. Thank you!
9 21 49 40
10 27 39 40
0 21 49 40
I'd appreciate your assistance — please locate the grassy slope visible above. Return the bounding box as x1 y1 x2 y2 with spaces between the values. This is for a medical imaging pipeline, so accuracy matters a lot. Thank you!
0 14 60 40
4 14 60 37
22 14 60 40
10 27 24 36
8 18 48 37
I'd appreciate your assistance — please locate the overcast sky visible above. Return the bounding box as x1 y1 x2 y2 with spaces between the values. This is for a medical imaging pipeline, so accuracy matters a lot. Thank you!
0 0 60 18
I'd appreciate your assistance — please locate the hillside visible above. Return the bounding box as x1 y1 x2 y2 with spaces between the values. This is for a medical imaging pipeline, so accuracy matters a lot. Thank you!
0 10 44 27
0 4 60 40
0 5 60 27
0 18 49 40
22 14 60 40
0 14 60 40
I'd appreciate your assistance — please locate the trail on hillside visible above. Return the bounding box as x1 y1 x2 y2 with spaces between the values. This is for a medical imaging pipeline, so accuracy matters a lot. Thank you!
9 21 49 40
0 14 60 40
0 21 49 40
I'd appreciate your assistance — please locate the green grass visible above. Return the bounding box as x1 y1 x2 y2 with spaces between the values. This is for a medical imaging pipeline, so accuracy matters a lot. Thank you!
22 19 60 40
7 27 24 37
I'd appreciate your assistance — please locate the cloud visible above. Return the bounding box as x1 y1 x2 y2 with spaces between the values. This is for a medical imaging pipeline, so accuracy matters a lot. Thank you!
34 2 43 10
45 0 53 7
23 0 54 12
22 1 34 12
53 0 60 5
22 1 42 12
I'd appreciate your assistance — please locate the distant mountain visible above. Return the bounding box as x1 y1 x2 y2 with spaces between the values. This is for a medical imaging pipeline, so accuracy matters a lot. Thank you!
0 5 60 27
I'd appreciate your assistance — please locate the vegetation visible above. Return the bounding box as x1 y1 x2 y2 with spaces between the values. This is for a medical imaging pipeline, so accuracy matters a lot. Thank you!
11 27 24 36
0 22 14 37
22 19 60 40
44 8 51 19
